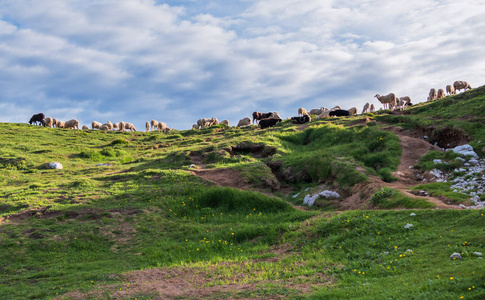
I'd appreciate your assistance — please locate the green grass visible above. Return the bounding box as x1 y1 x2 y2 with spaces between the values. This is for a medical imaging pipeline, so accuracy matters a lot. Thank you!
0 86 485 299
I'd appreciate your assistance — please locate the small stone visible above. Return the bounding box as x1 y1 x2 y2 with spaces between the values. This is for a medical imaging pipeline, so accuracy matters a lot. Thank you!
404 223 414 229
48 162 63 169
474 252 483 257
449 253 462 259
424 136 428 139
189 164 196 168
406 249 413 253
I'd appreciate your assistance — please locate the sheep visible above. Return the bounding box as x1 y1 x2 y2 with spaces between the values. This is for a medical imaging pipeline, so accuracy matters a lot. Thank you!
157 122 168 132
316 110 332 119
375 93 397 109
453 81 472 93
192 124 200 130
150 120 159 131
99 124 110 131
56 120 65 128
237 117 251 127
446 84 456 95
220 120 229 126
112 122 120 130
397 96 411 110
329 110 350 117
370 104 375 112
362 103 370 114
105 121 113 130
291 115 311 124
348 107 358 116
29 113 45 126
252 112 272 124
269 112 282 119
119 121 126 131
427 88 437 101
125 123 136 131
92 121 102 129
209 117 219 126
82 125 89 130
331 105 342 110
309 108 325 115
52 118 57 127
64 119 79 129
298 108 309 117
197 118 212 128
44 117 54 128
437 89 446 99
259 118 281 129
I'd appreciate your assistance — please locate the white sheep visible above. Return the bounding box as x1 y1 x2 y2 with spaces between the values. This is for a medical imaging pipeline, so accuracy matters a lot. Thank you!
52 118 57 127
348 107 358 116
375 93 397 109
446 84 456 95
316 110 332 119
370 104 375 112
453 81 472 93
64 119 79 129
150 120 159 131
309 107 325 115
145 122 150 132
113 122 120 130
99 124 110 131
157 122 168 132
119 121 126 131
45 117 54 128
192 124 200 130
220 120 229 126
298 108 309 116
269 112 282 119
125 123 136 131
237 117 251 127
92 121 102 129
82 125 89 130
362 103 370 114
427 88 437 101
437 89 446 99
197 118 212 128
397 96 411 110
56 120 65 128
106 121 113 130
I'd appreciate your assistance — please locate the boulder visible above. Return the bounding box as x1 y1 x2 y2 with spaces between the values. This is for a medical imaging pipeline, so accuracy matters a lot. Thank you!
48 162 63 169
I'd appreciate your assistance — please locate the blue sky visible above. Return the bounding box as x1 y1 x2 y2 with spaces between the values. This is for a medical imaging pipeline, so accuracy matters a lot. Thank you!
0 0 484 130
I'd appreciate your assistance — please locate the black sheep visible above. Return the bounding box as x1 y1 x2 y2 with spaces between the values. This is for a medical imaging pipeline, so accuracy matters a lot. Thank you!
29 113 45 126
291 115 311 124
252 111 273 124
259 118 282 129
329 109 350 117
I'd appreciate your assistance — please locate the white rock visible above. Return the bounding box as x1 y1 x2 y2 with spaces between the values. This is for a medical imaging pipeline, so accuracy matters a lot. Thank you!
453 144 478 158
303 194 318 207
474 252 483 256
433 159 443 164
48 162 63 169
406 249 413 253
410 213 416 216
292 192 300 198
450 252 462 259
404 223 414 229
455 157 465 162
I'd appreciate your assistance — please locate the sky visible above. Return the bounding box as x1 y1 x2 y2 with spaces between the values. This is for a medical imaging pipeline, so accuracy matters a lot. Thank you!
0 0 484 130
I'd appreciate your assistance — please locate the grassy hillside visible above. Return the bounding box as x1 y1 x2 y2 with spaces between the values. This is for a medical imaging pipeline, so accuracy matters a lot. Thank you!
0 87 484 299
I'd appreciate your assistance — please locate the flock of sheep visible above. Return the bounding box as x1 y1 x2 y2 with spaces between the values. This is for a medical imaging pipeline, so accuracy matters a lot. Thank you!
29 80 472 132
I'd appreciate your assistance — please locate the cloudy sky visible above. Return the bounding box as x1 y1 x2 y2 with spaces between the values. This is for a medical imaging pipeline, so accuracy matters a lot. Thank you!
0 0 484 130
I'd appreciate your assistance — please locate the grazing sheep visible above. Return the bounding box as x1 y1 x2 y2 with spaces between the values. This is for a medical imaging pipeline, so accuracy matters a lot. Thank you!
211 117 219 126
82 125 89 130
309 107 325 115
269 112 282 119
220 120 229 126
119 121 126 131
348 107 358 116
397 96 411 110
92 121 102 129
237 117 251 127
362 103 370 114
56 121 65 128
291 115 311 124
252 112 272 124
259 118 282 129
427 88 437 101
316 110 331 119
192 124 200 129
197 118 212 128
329 110 350 117
298 108 309 117
105 121 113 130
453 81 472 93
52 118 57 127
113 122 120 130
331 105 342 110
375 93 397 109
157 122 168 132
150 120 159 131
437 89 446 99
64 119 79 129
44 117 54 128
29 113 45 126
145 122 150 132
125 123 136 131
370 104 375 112
99 124 110 131
446 84 456 95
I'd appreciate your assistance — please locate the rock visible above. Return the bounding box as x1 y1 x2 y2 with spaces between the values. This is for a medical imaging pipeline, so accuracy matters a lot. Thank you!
404 223 414 229
469 159 479 165
96 163 112 167
449 253 462 259
292 192 300 199
189 164 196 168
455 157 465 162
48 162 63 169
474 252 483 257
410 213 416 216
453 144 478 158
406 249 413 253
433 159 443 164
